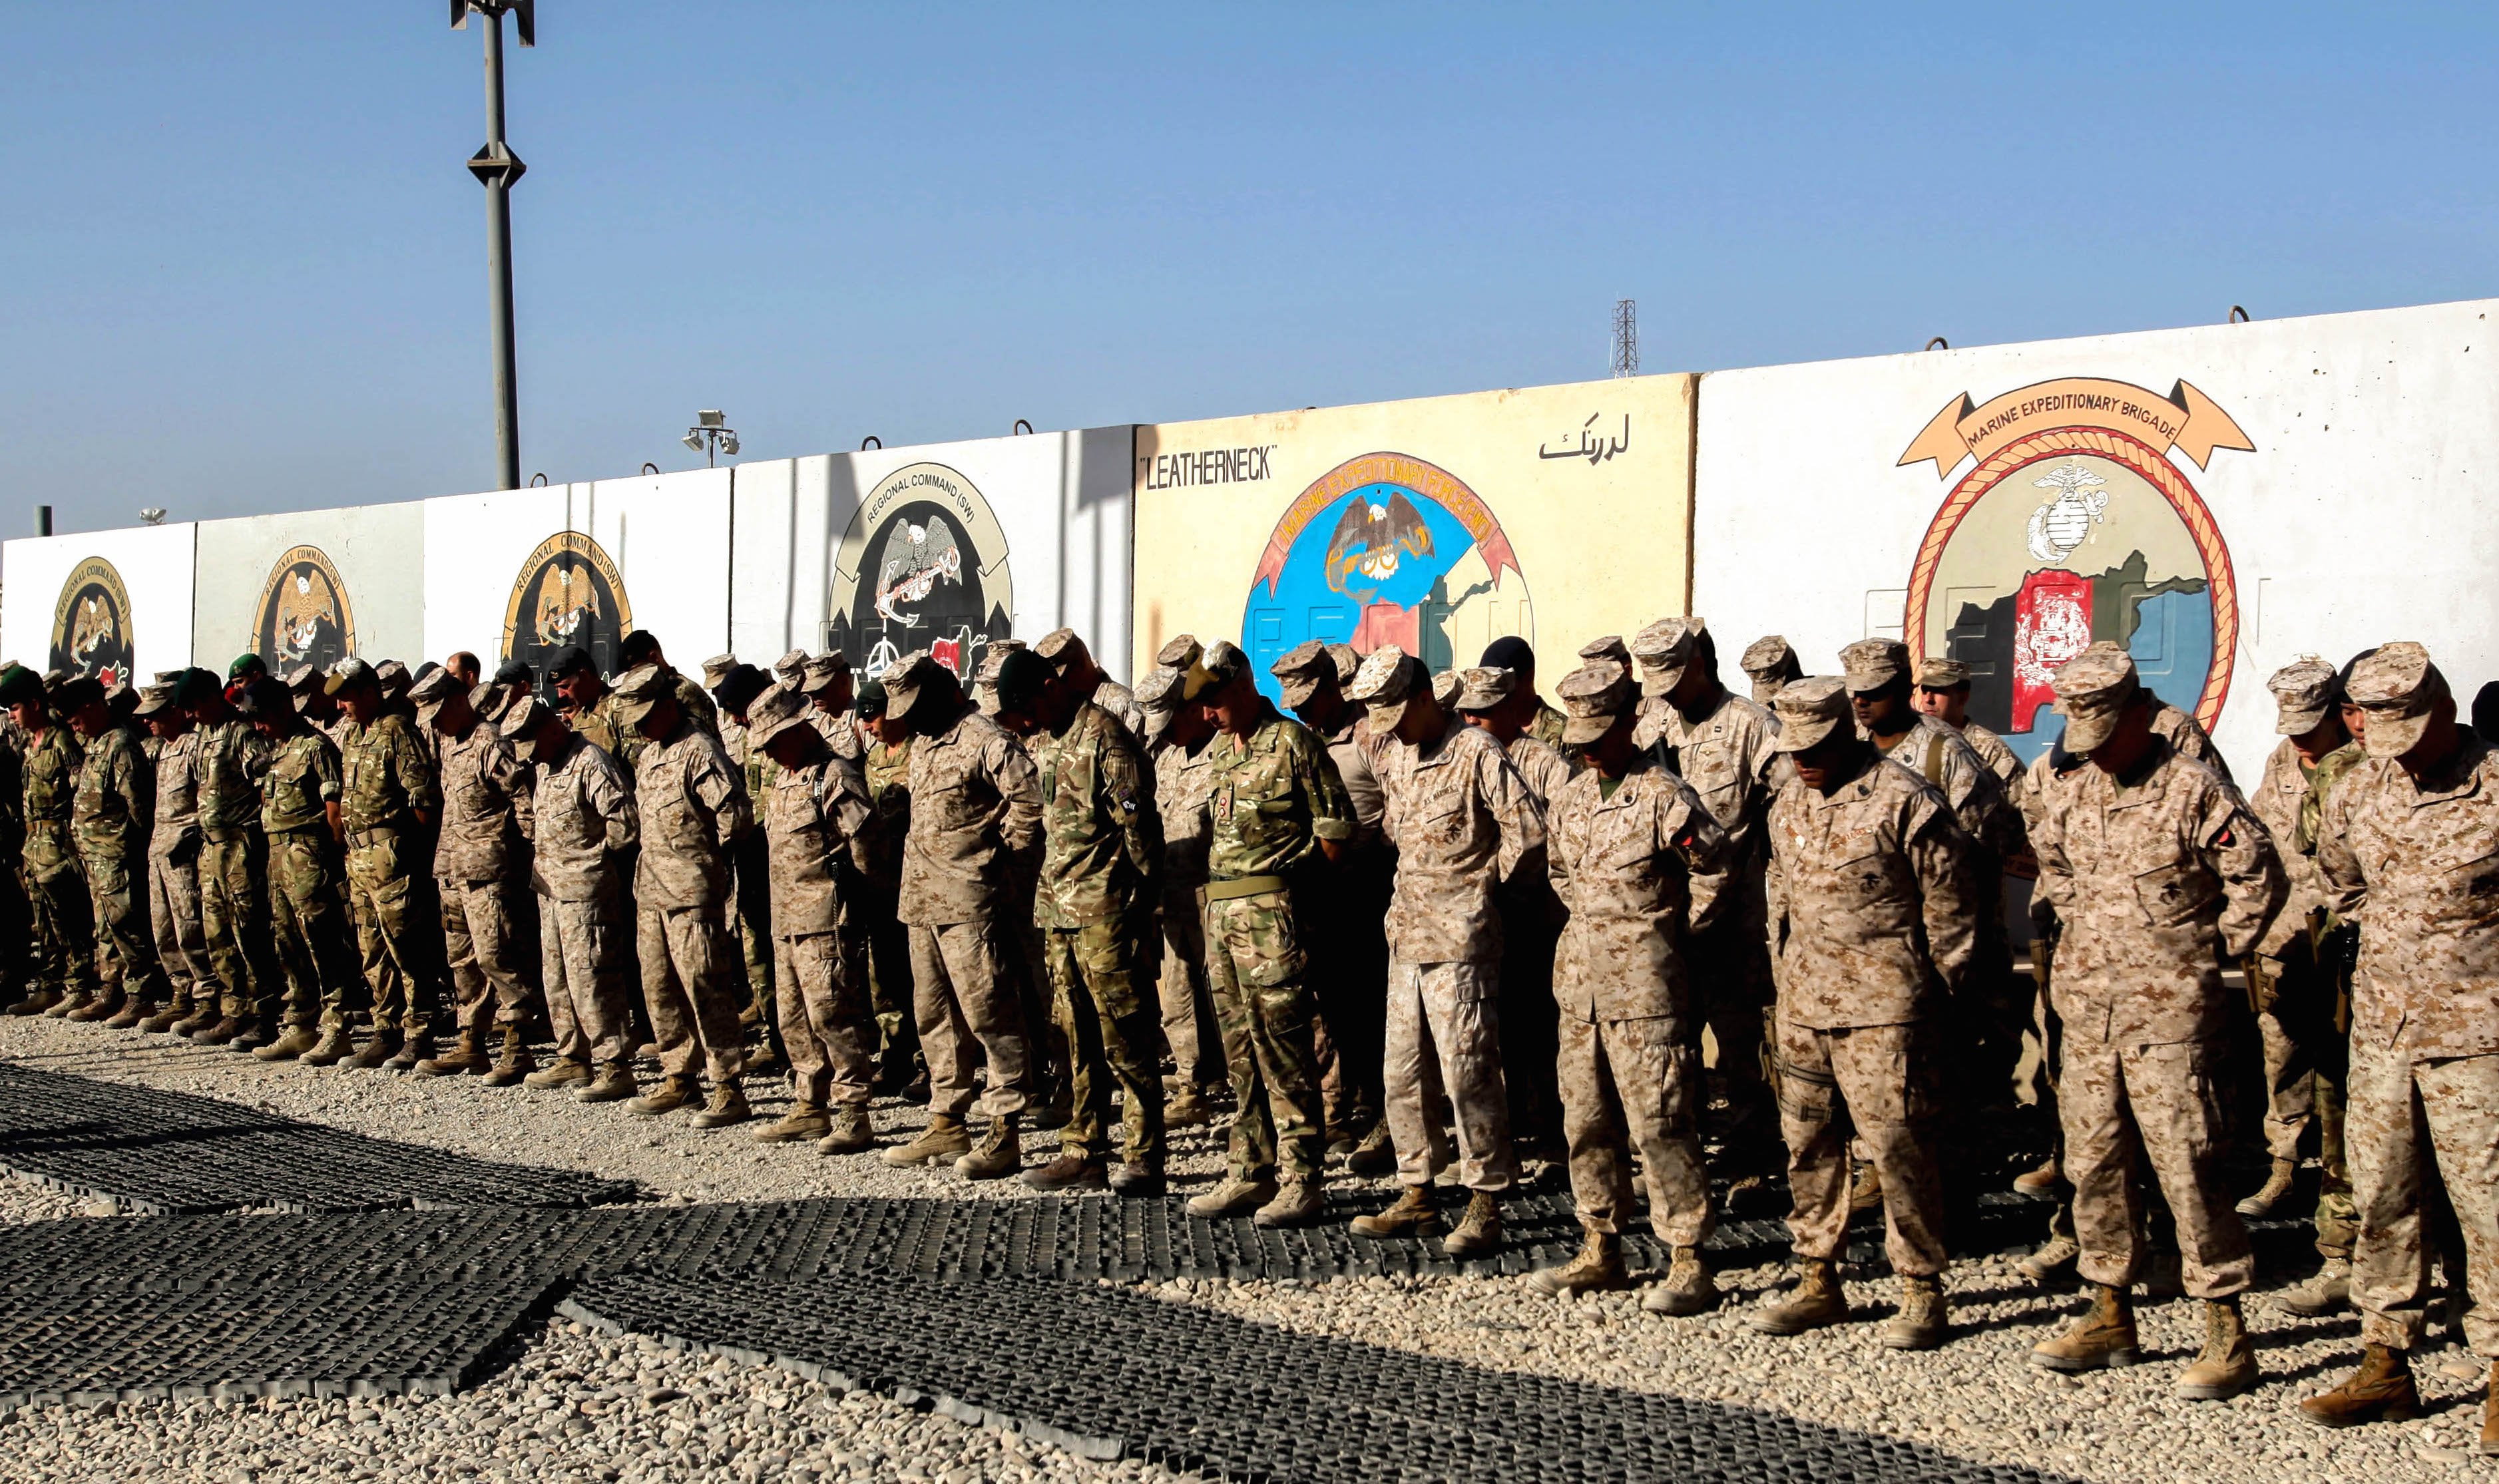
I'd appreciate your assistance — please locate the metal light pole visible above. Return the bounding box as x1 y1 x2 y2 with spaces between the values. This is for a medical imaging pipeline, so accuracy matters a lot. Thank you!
682 411 739 469
452 1 535 491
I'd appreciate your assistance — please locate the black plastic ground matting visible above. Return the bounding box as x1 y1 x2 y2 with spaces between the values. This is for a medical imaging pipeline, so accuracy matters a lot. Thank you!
0 1063 642 1213
566 1268 2074 1483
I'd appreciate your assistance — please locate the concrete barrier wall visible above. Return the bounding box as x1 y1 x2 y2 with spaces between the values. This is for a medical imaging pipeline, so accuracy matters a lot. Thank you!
1132 376 1696 703
729 427 1134 684
192 504 426 675
0 525 197 686
1692 297 2499 779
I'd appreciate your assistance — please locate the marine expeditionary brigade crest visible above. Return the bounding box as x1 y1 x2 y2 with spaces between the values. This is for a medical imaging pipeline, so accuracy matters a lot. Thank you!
254 544 357 672
49 556 135 685
1897 376 2255 764
503 530 632 687
825 461 1015 683
1242 453 1532 704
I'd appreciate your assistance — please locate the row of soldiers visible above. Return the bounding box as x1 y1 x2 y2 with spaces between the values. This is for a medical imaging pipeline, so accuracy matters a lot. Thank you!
2 614 2489 1438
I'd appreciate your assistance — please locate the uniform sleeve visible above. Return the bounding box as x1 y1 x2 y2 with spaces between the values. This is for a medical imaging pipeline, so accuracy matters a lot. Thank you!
691 743 750 847
2028 768 2076 917
2316 769 2367 927
2203 783 2287 959
1303 732 1357 846
1761 791 1790 956
991 733 1044 857
1544 787 1580 912
1479 745 1544 882
590 755 639 854
393 723 441 817
118 736 155 834
1668 779 1733 937
1099 725 1162 888
823 761 878 877
311 738 343 801
1905 789 1980 990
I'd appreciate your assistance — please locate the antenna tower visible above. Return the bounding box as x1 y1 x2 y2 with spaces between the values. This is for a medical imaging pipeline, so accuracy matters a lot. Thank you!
1610 298 1638 378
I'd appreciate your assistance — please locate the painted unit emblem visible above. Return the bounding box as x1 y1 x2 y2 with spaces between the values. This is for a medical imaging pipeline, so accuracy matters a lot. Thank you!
255 544 357 672
503 530 633 682
1899 377 2253 762
50 557 134 685
1242 453 1532 703
827 462 1014 681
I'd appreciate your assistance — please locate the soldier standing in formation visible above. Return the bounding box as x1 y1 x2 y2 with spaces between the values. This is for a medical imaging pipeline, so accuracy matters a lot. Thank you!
1140 641 1226 1126
410 668 539 1084
184 670 291 1049
507 695 640 1102
329 659 441 1068
5 665 99 1018
65 677 167 1026
857 677 924 1095
136 681 216 1033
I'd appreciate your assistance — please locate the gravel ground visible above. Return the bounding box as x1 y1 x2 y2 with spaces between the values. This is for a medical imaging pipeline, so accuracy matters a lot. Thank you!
6 1016 2492 1483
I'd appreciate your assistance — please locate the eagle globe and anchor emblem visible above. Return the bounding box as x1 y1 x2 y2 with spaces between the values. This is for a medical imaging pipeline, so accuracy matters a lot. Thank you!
1899 376 2254 763
1241 453 1532 703
825 461 1016 683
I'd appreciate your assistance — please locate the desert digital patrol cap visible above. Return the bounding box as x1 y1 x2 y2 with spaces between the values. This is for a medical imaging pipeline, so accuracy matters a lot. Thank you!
1740 635 1796 679
1555 659 1634 745
1915 655 1973 689
774 650 810 685
1451 666 1514 714
2267 655 2342 737
322 656 375 697
2345 642 2448 759
1630 617 1705 697
748 681 819 750
2048 646 2142 755
1269 640 1339 709
609 664 672 726
1771 675 1853 754
407 665 465 719
700 653 738 689
1345 644 1427 730
1837 638 1912 694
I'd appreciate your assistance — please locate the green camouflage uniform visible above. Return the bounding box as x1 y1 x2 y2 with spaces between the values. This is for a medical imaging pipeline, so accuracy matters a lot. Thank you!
74 725 168 1005
338 713 441 1032
19 724 97 1002
863 737 919 1060
195 716 286 1021
0 719 29 1002
1034 701 1166 1165
262 729 358 1026
1202 703 1355 1181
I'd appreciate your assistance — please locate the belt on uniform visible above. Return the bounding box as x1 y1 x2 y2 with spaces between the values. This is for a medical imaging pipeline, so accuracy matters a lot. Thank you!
202 826 254 843
1204 873 1287 901
346 825 402 848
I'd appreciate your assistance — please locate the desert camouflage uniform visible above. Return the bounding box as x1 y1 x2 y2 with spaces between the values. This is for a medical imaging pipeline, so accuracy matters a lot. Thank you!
2248 737 2368 1170
861 737 919 1065
633 714 751 1083
1499 727 1574 1144
338 712 440 1031
21 725 98 1002
2319 734 2499 1357
1204 704 1354 1181
75 723 168 1006
145 725 216 1017
1547 757 1730 1244
261 729 357 1025
1374 715 1543 1193
2151 701 2230 781
1152 737 1222 1091
1766 753 1981 1276
596 670 714 775
195 716 286 1021
434 713 537 1034
1034 701 1165 1163
2032 737 2285 1299
763 744 879 1108
900 704 1044 1119
530 734 638 1068
1305 713 1389 1140
721 711 778 1036
1960 721 2025 798
1092 679 1146 742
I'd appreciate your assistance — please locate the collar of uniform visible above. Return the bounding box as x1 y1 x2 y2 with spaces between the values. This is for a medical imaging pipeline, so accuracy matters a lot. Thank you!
1409 713 1469 769
2098 740 2178 811
1804 752 1881 811
1589 757 1653 811
2405 732 2489 806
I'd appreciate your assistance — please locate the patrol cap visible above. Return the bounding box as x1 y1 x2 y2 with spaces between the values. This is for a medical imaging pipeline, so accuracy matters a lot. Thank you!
1740 635 1796 679
993 648 1048 714
497 694 554 744
1034 628 1093 673
609 663 672 726
1630 616 1705 697
1155 635 1220 703
1430 669 1463 709
1200 640 1250 687
2267 655 2343 737
322 656 375 697
235 677 294 719
407 665 465 719
774 649 810 685
748 681 817 751
1916 655 1973 689
1577 635 1632 669
1838 638 1912 693
1323 642 1361 685
0 663 40 709
375 659 412 694
2346 641 2448 759
800 653 851 693
855 676 889 721
42 667 73 692
547 646 598 683
1555 659 1634 745
153 669 188 685
228 653 268 681
1452 665 1513 713
2049 644 2141 755
134 682 178 718
1155 634 1203 671
700 653 738 689
1269 640 1339 709
284 663 324 695
1771 675 1855 753
470 681 509 723
1135 663 1188 715
880 652 952 721
1345 644 1426 730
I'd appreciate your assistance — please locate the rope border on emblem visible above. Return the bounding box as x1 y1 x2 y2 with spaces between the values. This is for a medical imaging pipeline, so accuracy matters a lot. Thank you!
1904 427 2236 734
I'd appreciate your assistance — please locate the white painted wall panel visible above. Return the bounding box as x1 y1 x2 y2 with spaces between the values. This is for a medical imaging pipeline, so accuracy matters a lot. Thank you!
192 503 425 671
1 525 197 685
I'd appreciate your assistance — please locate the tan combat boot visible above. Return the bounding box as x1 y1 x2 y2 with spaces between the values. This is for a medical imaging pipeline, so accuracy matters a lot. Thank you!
522 1056 592 1091
298 1025 355 1067
2479 1362 2497 1455
1883 1274 1950 1350
574 1060 638 1103
880 1114 973 1167
1350 1185 1441 1238
817 1105 874 1155
43 988 90 1019
345 1028 401 1071
756 1101 833 1144
1343 1123 1397 1177
2030 1283 2141 1371
170 1000 218 1035
137 1000 188 1033
66 988 122 1023
626 1074 700 1117
1848 1161 1885 1216
1255 1175 1325 1229
1108 1161 1165 1198
2175 1296 2257 1399
1442 1192 1503 1257
481 1027 535 1087
1747 1257 1847 1336
2018 1232 2080 1285
953 1115 1021 1179
1529 1225 1627 1297
6 988 63 1017
1164 1083 1211 1129
253 1025 322 1063
2235 1158 2299 1218
385 1028 431 1071
690 1078 752 1129
1184 1175 1277 1218
2012 1153 2062 1197
2278 1258 2351 1316
1643 1245 1720 1316
2299 1344 2418 1427
1022 1155 1108 1192
192 1014 250 1047
415 1027 490 1077
103 994 152 1029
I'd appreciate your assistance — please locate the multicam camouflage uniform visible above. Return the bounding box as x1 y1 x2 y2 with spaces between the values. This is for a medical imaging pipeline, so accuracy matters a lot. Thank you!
760 716 880 1111
432 706 538 1036
0 717 25 1004
338 707 441 1032
194 710 286 1023
19 721 98 1005
74 720 168 1008
1034 700 1165 1166
1150 722 1222 1093
262 725 359 1025
1546 748 1730 1245
1202 697 1354 1183
632 705 752 1085
526 725 638 1069
144 714 216 1019
2319 646 2499 1360
861 735 919 1066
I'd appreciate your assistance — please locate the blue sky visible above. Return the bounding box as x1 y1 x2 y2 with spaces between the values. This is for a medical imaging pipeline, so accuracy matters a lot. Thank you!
3 4 2492 532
